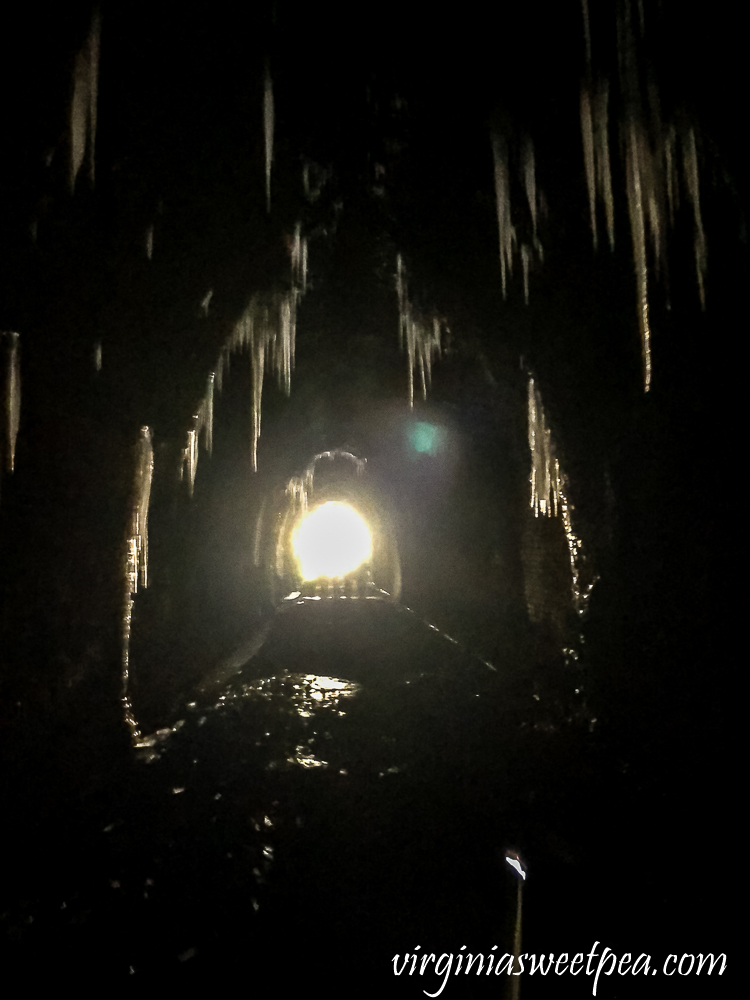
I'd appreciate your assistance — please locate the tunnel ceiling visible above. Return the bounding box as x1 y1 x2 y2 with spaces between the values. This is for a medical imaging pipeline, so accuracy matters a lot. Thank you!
0 0 743 491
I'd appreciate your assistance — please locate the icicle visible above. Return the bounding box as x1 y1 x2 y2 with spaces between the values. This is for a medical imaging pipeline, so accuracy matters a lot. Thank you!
279 296 292 396
88 10 100 187
417 345 427 401
185 242 308 481
216 347 227 394
521 245 531 305
594 81 615 250
121 426 152 745
527 377 558 518
580 86 597 250
581 0 592 65
145 225 154 260
120 586 140 742
625 120 652 392
664 125 678 226
522 139 537 243
491 134 514 298
288 221 308 295
182 416 200 496
291 223 301 279
70 56 87 190
290 222 308 295
202 373 215 455
393 258 443 408
264 62 274 213
70 11 100 192
127 426 153 592
526 376 598 618
3 332 21 474
682 127 707 310
395 254 407 351
251 336 264 472
405 314 415 408
94 340 102 372
201 289 213 317
556 462 598 618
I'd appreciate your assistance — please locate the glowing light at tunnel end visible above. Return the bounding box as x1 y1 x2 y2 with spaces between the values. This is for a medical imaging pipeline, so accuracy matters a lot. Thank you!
292 501 372 582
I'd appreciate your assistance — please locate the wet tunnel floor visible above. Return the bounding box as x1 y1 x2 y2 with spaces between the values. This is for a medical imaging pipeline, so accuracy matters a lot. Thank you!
1 598 729 997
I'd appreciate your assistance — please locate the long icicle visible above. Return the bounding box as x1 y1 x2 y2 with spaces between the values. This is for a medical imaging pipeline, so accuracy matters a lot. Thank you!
491 134 514 298
594 81 615 250
527 374 598 616
87 9 100 187
3 332 21 473
625 120 652 392
394 257 443 407
522 138 537 243
581 0 592 65
682 127 707 310
122 426 153 744
264 61 274 214
580 86 597 250
70 11 100 192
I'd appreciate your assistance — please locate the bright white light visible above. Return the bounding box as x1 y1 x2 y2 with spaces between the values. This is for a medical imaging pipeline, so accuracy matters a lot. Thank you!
292 502 372 581
506 856 527 880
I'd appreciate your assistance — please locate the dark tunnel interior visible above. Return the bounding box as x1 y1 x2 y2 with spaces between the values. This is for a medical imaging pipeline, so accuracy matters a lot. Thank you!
0 1 740 994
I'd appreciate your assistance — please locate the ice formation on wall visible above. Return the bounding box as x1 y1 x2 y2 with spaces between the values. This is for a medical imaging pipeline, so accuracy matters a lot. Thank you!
527 376 597 617
575 0 709 391
182 226 308 481
580 81 615 252
180 373 215 496
122 425 153 742
491 135 544 302
127 426 153 594
395 255 444 408
527 377 557 518
619 111 707 392
302 449 366 495
2 332 21 475
69 9 100 192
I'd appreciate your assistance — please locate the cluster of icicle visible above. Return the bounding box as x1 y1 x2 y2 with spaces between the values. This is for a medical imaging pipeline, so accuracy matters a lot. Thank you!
580 0 707 391
69 8 100 192
395 255 445 408
181 224 308 487
491 135 544 305
122 426 153 742
527 376 597 618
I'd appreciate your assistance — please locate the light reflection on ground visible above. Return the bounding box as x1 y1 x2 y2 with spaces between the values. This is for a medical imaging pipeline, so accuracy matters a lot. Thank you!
231 673 361 719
